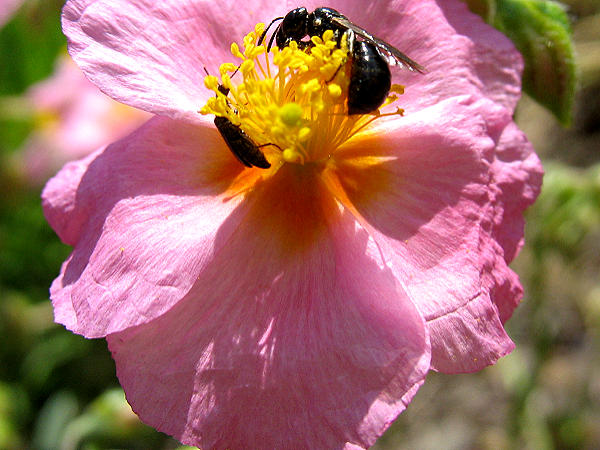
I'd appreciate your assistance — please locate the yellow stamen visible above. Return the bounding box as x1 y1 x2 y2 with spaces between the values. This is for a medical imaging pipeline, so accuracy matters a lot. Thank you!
200 22 405 169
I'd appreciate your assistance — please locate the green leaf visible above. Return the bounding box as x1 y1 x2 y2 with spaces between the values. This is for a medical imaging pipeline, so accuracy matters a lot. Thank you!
465 0 577 126
0 0 65 95
495 0 576 125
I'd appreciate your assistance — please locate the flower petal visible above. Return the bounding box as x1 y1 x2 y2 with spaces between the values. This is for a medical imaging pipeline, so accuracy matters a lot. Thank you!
62 0 279 122
426 291 514 373
434 0 524 111
43 116 250 337
20 55 151 184
329 97 516 372
346 0 524 114
107 166 430 449
485 121 543 322
491 121 543 263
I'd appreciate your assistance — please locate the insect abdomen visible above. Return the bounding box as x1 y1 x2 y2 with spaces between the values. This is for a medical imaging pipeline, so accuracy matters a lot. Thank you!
347 42 392 115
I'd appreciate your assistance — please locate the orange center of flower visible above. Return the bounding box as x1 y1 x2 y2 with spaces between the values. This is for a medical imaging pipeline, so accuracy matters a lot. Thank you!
200 23 407 248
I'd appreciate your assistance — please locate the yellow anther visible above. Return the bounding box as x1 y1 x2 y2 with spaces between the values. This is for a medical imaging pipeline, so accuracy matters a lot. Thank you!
246 45 265 59
219 63 238 75
328 84 342 98
231 42 244 59
391 84 405 95
204 75 220 91
240 59 255 75
300 79 321 96
298 127 311 141
282 148 304 164
254 23 265 36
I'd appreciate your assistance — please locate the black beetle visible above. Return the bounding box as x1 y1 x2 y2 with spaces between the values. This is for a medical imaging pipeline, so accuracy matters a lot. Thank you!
204 68 273 169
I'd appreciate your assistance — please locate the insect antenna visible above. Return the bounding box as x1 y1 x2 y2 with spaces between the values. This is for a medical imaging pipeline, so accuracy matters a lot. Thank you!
258 16 284 46
203 65 242 97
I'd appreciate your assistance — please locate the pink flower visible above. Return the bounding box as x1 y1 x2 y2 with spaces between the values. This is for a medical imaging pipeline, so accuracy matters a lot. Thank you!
44 0 543 448
0 0 24 27
17 55 150 184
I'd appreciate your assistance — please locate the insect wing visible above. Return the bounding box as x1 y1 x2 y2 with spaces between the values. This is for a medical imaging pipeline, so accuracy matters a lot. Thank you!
329 16 426 73
369 35 426 73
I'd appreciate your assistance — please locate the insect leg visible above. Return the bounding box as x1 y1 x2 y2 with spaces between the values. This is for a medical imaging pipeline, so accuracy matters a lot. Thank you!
257 143 282 151
267 21 282 52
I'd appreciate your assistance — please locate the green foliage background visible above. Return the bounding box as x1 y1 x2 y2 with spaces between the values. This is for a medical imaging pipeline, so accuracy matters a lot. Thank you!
1 1 598 449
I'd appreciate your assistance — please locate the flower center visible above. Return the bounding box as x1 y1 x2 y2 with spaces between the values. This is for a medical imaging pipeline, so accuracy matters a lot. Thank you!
200 23 405 169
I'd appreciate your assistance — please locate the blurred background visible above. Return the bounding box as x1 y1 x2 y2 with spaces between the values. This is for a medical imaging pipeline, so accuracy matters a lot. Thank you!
0 1 598 449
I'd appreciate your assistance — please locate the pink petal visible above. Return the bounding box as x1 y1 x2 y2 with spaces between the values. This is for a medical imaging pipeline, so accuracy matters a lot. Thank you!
484 121 543 322
107 165 430 448
0 0 24 27
481 240 525 325
330 97 516 372
491 121 544 263
20 56 151 184
427 291 514 373
62 0 289 122
358 0 523 115
42 116 251 337
43 149 102 246
434 0 524 111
